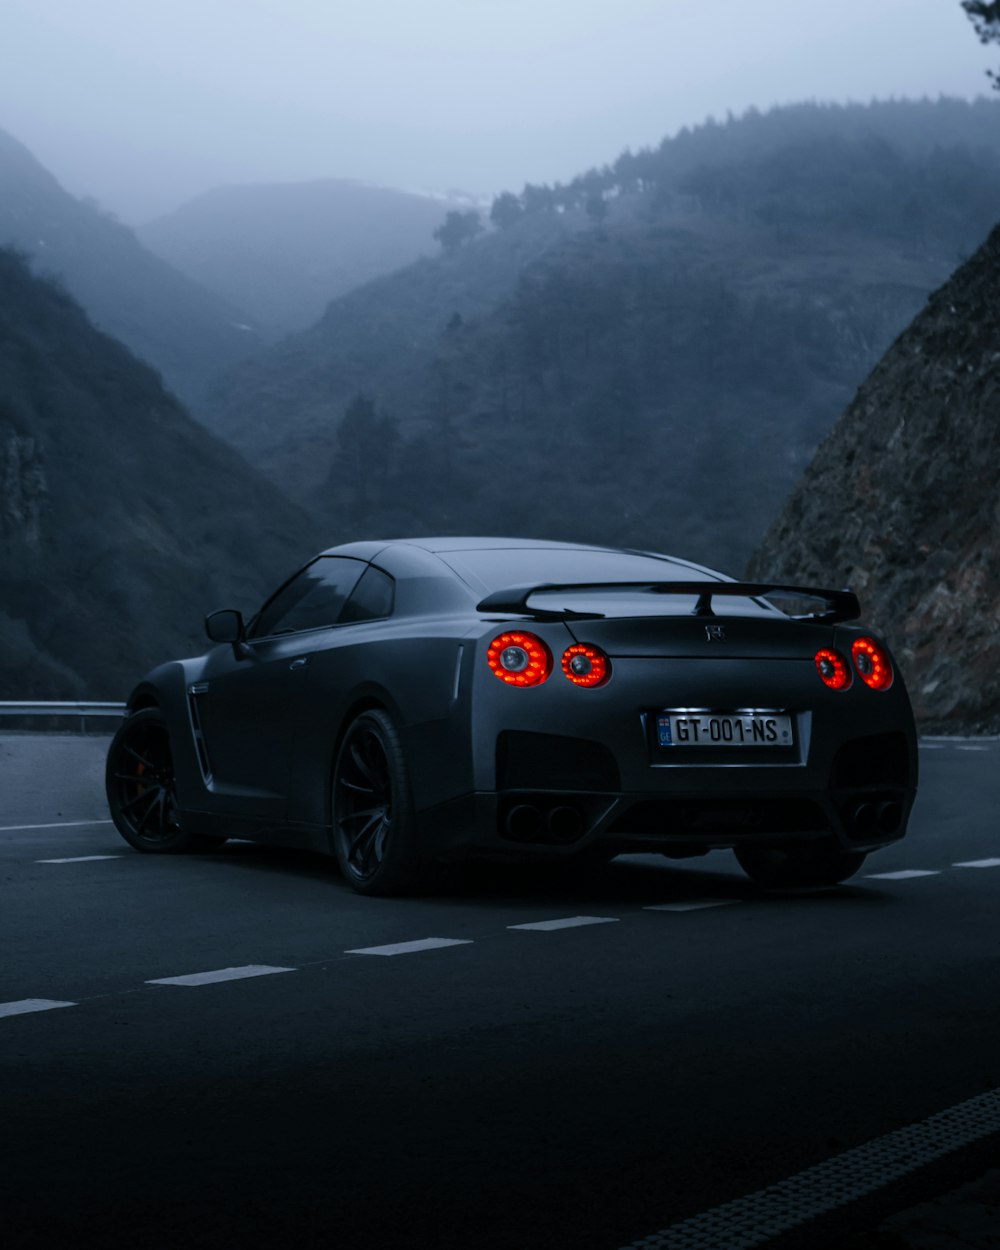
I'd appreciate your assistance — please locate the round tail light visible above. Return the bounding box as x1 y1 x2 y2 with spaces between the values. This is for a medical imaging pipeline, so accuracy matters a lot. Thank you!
561 643 610 687
487 632 552 686
852 636 893 690
814 648 851 690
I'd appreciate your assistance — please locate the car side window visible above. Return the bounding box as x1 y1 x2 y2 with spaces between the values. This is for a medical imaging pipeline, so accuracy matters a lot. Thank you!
339 565 395 624
249 557 366 638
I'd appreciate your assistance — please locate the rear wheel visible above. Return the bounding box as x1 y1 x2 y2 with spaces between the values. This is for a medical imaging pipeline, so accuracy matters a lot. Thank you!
331 709 424 896
106 707 225 853
735 841 867 889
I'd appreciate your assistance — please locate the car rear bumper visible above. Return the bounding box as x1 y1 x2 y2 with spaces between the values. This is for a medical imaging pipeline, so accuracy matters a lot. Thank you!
415 778 916 862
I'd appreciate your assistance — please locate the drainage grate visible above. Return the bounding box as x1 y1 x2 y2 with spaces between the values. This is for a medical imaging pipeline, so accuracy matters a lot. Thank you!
619 1085 1000 1249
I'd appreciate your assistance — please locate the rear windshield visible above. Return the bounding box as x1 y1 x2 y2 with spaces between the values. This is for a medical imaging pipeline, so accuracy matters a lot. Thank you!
437 548 713 594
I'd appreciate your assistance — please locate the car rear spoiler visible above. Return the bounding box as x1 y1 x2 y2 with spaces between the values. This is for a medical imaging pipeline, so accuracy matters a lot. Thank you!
476 581 861 624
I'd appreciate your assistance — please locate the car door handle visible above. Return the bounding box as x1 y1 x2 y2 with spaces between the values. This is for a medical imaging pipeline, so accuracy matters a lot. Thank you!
289 657 310 670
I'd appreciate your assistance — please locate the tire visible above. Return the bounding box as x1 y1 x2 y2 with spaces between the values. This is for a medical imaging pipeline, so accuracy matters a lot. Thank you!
735 840 867 889
331 709 424 896
106 707 225 853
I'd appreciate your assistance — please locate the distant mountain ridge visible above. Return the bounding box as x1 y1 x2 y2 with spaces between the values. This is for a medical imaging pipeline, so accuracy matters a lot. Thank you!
0 247 316 698
747 221 1000 730
0 127 259 408
138 178 466 335
201 98 1000 575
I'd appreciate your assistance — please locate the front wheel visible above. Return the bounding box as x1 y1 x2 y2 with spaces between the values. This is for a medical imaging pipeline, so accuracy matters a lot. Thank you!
331 709 424 896
735 841 867 889
106 707 225 853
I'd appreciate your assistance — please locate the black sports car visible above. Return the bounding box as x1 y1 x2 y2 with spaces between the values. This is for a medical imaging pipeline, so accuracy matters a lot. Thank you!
106 537 917 894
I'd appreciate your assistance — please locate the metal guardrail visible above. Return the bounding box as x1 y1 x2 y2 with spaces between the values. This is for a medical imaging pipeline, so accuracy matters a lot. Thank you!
0 701 126 732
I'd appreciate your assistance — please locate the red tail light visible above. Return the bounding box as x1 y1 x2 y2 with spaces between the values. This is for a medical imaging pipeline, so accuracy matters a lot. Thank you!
561 643 610 687
815 648 851 690
487 632 552 686
852 636 893 690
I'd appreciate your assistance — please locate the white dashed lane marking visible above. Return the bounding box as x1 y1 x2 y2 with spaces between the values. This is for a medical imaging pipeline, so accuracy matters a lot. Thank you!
507 916 620 932
865 869 941 880
5 848 996 1021
346 937 474 957
147 965 295 987
0 998 76 1019
957 745 990 752
36 855 122 864
645 899 741 912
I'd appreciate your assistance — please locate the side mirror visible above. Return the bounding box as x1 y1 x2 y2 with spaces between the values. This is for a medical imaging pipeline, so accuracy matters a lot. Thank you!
205 609 251 659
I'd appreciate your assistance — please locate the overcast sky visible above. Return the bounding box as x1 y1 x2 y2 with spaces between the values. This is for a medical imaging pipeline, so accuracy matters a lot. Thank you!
1 0 993 224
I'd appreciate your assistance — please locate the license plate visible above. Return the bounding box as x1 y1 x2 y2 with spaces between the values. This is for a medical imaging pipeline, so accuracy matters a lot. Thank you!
656 710 793 747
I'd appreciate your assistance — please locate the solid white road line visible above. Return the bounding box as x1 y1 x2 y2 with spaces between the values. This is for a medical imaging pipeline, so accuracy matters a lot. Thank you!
0 998 76 1019
619 1084 1000 1250
346 937 474 956
865 869 940 880
36 855 122 864
507 916 620 932
644 900 741 912
147 965 295 987
953 858 1000 869
0 819 115 832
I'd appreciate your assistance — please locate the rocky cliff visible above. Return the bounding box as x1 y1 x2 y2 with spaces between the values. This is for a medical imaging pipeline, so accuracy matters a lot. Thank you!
747 223 1000 730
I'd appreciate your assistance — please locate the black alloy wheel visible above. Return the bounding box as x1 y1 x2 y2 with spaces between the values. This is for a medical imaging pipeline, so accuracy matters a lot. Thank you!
735 840 867 889
332 709 422 896
106 707 223 853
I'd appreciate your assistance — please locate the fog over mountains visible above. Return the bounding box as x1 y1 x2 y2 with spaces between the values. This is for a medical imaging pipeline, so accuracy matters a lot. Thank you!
203 98 1000 574
138 180 465 336
0 128 261 410
1 96 999 718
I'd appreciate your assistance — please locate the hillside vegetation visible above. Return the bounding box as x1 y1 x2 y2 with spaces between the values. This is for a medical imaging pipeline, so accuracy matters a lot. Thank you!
0 249 316 698
0 128 259 408
139 179 466 335
204 99 1000 573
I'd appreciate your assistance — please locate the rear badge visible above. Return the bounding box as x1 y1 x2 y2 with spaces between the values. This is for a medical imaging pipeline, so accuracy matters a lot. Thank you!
704 624 726 641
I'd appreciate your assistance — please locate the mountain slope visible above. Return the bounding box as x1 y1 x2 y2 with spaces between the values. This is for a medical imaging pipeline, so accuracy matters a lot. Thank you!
138 179 463 335
0 248 318 699
746 222 1000 729
0 128 258 408
202 99 1000 574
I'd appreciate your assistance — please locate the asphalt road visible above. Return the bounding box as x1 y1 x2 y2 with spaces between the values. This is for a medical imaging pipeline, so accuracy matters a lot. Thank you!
1 732 999 1250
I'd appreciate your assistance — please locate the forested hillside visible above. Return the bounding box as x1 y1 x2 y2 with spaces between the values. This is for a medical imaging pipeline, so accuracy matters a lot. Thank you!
139 179 465 335
204 99 1000 573
0 249 315 698
747 221 1000 730
0 128 259 408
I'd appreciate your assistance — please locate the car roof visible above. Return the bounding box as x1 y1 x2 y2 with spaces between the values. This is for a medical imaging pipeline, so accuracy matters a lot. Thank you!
320 535 713 565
